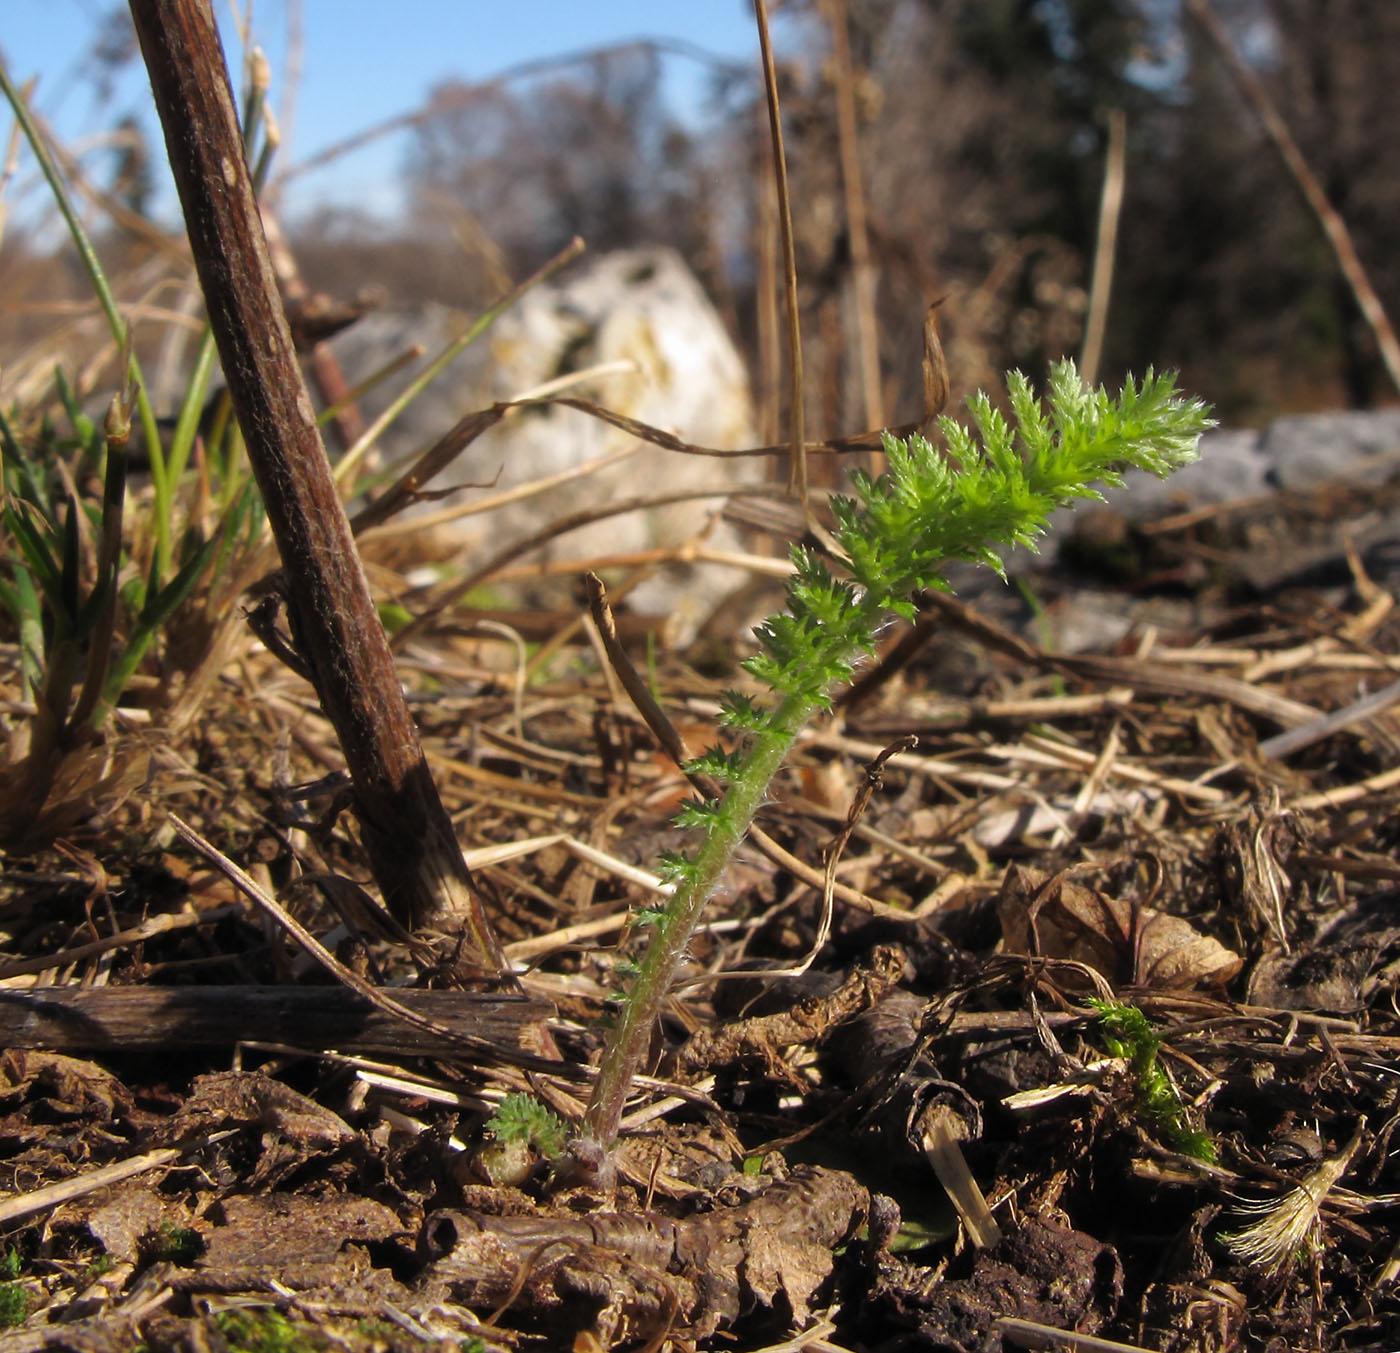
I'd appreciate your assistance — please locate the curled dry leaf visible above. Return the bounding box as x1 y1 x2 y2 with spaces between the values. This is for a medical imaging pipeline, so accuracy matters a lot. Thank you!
997 863 1241 989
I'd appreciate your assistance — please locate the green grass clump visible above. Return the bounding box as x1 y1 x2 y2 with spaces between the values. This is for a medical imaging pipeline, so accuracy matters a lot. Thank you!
0 60 270 843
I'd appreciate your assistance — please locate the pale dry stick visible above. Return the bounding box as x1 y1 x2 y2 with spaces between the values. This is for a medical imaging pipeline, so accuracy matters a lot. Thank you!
463 832 672 899
921 1115 1002 1249
1018 642 1400 678
1259 676 1400 761
1143 644 1283 667
488 541 793 589
743 1317 845 1353
1243 637 1391 683
996 733 1228 805
995 1317 1160 1353
792 803 953 880
357 1071 492 1113
1185 0 1400 395
753 103 782 446
0 905 239 981
821 0 883 440
0 1148 184 1226
1051 716 1122 850
802 725 1020 790
748 825 912 923
754 0 808 507
1080 106 1126 387
507 912 644 965
1288 764 1400 813
887 687 1134 730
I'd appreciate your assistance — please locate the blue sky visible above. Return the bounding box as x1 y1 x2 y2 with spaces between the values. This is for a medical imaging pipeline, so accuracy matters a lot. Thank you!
4 1 762 224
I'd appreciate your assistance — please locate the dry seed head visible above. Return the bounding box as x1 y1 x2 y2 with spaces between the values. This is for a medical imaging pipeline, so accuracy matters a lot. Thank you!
1222 1123 1363 1275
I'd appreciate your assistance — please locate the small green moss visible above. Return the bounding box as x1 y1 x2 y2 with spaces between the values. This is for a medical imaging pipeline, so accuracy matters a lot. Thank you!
140 1222 204 1266
0 1281 29 1329
0 1248 21 1281
1090 998 1216 1163
215 1308 324 1353
81 1253 116 1283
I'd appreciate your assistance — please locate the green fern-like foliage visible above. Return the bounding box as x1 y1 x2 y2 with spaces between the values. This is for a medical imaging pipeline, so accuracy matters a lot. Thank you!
563 360 1213 1180
487 1092 568 1157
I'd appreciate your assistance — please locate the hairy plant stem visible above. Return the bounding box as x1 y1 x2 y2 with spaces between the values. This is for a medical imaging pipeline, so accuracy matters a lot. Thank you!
578 688 817 1164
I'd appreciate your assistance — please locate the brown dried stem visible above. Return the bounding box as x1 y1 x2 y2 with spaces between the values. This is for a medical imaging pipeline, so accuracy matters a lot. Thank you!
821 0 883 439
1186 0 1400 396
1080 107 1126 388
754 0 807 507
127 0 508 964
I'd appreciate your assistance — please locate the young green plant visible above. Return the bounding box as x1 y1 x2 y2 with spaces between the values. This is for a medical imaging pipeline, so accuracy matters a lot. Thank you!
559 360 1212 1184
0 55 271 839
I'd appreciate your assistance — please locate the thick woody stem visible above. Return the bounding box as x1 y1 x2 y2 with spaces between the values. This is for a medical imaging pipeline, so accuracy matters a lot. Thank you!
127 0 508 968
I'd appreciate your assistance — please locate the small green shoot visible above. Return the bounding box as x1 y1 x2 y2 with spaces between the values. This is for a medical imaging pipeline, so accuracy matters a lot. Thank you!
479 1092 568 1186
1090 997 1216 1162
487 1091 568 1156
559 362 1212 1182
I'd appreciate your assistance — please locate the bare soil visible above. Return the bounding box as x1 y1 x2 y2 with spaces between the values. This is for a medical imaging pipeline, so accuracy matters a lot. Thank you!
2 475 1399 1352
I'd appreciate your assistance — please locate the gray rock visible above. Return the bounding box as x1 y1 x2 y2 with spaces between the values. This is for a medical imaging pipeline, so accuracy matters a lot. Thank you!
1261 409 1400 490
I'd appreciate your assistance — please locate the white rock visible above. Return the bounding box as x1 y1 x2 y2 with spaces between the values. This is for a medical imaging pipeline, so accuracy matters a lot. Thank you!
328 247 762 641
